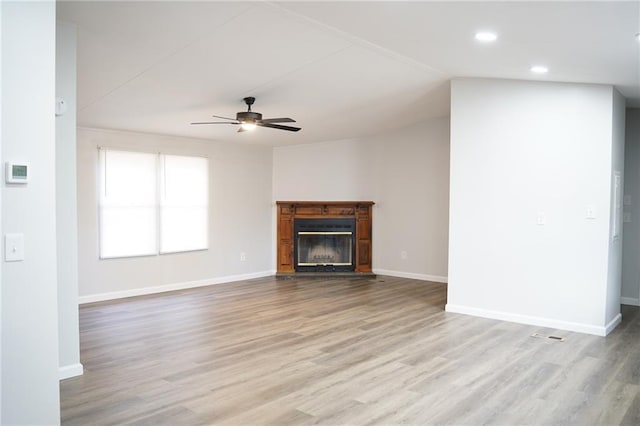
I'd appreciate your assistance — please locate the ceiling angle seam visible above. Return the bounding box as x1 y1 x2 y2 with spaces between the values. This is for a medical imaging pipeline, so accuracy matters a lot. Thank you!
265 1 448 78
242 45 352 99
78 3 255 112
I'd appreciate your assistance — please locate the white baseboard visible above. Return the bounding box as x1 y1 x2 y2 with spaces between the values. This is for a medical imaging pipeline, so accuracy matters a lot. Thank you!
79 270 275 304
605 313 622 335
621 297 640 306
59 363 83 380
445 303 619 337
373 269 448 283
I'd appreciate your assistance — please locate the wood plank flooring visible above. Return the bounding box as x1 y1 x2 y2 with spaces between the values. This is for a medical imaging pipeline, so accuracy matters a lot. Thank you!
61 276 640 425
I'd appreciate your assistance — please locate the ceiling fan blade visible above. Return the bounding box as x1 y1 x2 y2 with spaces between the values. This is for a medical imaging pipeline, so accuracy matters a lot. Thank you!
258 122 301 132
191 121 239 125
211 115 237 121
260 117 296 124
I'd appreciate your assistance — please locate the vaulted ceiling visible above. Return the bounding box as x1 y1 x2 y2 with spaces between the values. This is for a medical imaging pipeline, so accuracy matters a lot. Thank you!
57 1 640 146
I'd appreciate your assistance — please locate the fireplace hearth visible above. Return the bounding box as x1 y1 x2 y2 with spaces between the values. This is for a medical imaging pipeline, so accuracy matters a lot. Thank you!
276 201 374 275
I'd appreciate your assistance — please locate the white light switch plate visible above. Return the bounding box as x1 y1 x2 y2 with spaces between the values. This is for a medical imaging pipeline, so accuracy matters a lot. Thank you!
5 233 24 262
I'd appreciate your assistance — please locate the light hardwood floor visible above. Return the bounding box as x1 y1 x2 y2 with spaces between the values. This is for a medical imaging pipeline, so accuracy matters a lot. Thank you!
61 276 640 425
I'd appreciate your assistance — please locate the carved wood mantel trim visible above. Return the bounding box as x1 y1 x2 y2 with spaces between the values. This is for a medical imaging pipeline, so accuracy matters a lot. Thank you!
276 201 374 274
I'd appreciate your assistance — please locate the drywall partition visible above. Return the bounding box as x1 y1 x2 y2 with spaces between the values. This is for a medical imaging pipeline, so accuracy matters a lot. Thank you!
0 2 3 419
605 89 626 324
77 128 273 302
272 117 450 281
1 1 61 424
56 21 83 380
622 109 640 305
448 78 620 336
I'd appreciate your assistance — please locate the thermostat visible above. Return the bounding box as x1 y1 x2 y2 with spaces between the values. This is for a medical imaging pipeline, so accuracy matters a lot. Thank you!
6 162 29 184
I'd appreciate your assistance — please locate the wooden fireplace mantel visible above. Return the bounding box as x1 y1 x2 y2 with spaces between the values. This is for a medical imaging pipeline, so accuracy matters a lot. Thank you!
276 201 374 274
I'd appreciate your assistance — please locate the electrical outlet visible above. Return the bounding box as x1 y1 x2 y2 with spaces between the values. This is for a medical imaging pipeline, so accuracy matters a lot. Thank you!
401 250 408 260
536 211 546 225
240 252 246 262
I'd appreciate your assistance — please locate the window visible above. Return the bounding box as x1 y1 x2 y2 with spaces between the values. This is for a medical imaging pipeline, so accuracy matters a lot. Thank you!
160 154 208 253
99 149 208 259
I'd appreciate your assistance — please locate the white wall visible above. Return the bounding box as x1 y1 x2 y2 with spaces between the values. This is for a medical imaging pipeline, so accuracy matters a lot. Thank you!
448 78 621 336
371 119 450 280
605 89 626 323
0 2 3 419
1 1 61 423
273 117 450 281
56 21 82 380
273 138 375 201
622 108 640 305
77 128 273 301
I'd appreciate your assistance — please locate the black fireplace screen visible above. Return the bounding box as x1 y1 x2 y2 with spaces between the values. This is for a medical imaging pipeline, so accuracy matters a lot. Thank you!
294 218 356 272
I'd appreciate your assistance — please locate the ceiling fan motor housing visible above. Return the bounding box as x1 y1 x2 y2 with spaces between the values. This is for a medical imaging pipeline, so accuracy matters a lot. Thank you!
236 111 262 123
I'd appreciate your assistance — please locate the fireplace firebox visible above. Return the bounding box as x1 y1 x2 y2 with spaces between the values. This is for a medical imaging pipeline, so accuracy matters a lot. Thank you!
294 218 355 272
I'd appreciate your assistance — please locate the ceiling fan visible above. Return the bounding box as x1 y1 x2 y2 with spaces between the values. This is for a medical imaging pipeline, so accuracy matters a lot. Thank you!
191 97 301 132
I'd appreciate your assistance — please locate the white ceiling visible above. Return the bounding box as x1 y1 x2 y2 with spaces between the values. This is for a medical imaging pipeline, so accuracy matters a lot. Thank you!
57 1 640 147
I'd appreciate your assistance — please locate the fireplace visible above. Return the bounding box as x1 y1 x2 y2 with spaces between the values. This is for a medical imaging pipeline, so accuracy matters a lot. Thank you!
294 218 355 272
276 201 374 275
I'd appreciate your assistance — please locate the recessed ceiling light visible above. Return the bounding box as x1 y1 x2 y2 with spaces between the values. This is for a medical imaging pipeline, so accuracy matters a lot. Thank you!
530 65 549 74
475 32 497 42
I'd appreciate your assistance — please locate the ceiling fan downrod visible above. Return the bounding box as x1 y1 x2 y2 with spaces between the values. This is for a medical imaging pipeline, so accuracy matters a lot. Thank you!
243 96 255 112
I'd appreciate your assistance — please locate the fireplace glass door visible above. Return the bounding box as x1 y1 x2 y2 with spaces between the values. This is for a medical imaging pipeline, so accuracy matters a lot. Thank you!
297 232 353 266
294 218 356 272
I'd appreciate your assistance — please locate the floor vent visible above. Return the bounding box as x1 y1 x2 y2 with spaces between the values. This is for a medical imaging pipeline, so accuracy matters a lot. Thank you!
548 335 564 341
531 333 565 342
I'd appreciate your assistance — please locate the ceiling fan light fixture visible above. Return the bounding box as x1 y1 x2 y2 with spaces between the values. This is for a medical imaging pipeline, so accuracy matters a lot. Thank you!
240 122 257 131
